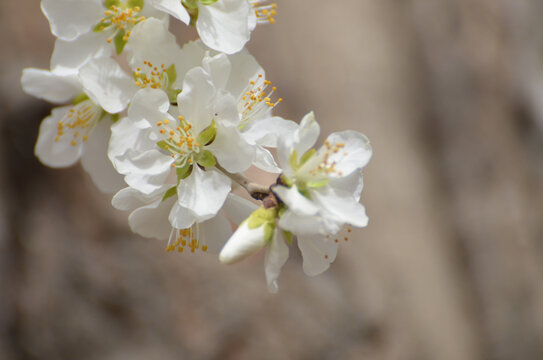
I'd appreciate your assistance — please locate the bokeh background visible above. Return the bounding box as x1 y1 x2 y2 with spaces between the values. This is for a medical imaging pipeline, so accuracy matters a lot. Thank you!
2 1 543 359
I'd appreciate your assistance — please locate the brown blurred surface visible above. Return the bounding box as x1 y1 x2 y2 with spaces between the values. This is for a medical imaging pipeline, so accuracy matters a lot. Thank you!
2 1 543 359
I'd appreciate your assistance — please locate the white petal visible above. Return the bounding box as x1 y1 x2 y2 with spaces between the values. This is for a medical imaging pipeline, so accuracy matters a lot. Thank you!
123 150 173 194
252 146 281 173
324 131 372 177
51 32 111 76
272 185 319 216
207 123 254 173
264 230 289 293
311 186 369 228
80 117 125 193
297 235 338 276
127 18 180 68
219 221 267 264
34 106 83 167
129 196 175 240
221 194 258 225
150 0 190 24
278 210 340 236
176 166 231 220
226 49 263 96
242 116 299 148
172 40 207 90
329 171 364 200
202 53 231 91
108 116 154 174
197 0 251 54
294 111 320 156
79 57 136 114
128 88 172 125
41 0 103 41
177 67 215 135
168 201 197 229
21 68 80 103
112 186 168 211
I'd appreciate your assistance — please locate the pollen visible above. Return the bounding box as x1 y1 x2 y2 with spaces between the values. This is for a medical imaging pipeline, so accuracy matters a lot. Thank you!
250 1 277 24
98 2 145 44
239 75 283 127
134 60 169 89
165 225 208 255
55 99 101 148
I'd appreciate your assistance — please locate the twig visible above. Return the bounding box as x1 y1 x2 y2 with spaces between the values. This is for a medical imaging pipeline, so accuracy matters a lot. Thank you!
215 164 271 200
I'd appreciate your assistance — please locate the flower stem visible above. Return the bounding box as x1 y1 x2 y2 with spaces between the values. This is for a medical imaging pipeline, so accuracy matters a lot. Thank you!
215 164 271 200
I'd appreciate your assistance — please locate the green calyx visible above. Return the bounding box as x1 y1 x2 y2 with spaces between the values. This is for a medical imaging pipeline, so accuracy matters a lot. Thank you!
72 93 90 105
247 207 277 243
197 120 217 146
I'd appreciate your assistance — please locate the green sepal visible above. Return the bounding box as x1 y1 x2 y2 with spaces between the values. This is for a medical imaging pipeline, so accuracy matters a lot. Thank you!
72 93 89 105
127 0 144 9
165 64 177 87
197 120 217 146
199 0 219 5
247 207 277 230
263 223 275 243
306 178 329 189
182 0 198 9
188 6 199 26
104 0 120 8
289 149 299 171
300 148 316 166
93 21 107 32
156 140 170 151
283 230 293 245
162 186 177 202
110 113 120 123
114 29 127 55
195 150 216 168
176 163 192 181
280 175 294 187
168 89 182 105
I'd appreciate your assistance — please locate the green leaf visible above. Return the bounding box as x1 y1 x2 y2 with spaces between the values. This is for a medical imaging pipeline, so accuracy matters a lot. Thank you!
300 148 316 166
113 29 127 55
127 0 144 9
105 0 120 8
162 186 177 202
283 230 293 245
72 93 89 105
196 120 217 146
176 163 192 181
195 150 216 168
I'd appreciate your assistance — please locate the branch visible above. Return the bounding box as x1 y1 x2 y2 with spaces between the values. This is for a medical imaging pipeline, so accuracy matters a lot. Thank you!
215 164 271 200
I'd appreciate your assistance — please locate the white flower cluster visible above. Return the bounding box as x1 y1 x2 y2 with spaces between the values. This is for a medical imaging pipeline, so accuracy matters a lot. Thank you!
22 0 372 292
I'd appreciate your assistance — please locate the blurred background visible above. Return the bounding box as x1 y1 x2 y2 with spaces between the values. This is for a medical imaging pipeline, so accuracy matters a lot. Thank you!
2 0 543 359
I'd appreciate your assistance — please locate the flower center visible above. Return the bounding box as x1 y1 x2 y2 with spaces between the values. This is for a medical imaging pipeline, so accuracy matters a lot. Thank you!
239 74 282 128
250 1 277 24
308 140 347 177
98 2 146 44
55 99 103 147
134 61 169 89
156 115 201 169
166 225 208 253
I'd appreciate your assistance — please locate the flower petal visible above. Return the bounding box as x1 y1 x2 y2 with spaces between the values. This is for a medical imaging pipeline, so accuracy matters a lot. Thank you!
150 0 190 24
51 32 111 76
294 111 320 156
127 18 180 69
79 57 136 114
265 230 289 293
34 106 84 167
207 123 254 173
176 166 231 220
41 0 103 41
219 221 267 264
177 67 215 135
324 130 372 177
242 116 299 148
21 68 80 103
297 235 338 276
112 186 169 211
196 0 251 54
129 196 175 240
278 210 340 236
80 117 125 193
272 185 319 216
202 53 232 91
311 186 369 228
